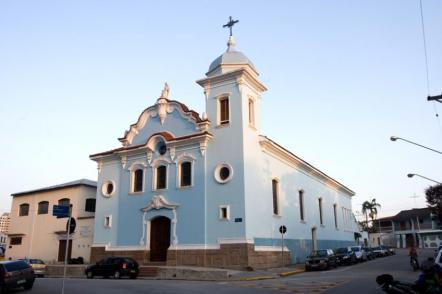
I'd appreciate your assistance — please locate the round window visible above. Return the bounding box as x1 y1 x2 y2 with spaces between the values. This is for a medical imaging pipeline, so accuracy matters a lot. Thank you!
214 164 233 184
157 141 167 155
102 181 115 197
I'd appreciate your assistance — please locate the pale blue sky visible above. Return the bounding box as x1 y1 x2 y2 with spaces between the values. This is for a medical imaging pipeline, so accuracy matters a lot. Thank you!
1 1 441 219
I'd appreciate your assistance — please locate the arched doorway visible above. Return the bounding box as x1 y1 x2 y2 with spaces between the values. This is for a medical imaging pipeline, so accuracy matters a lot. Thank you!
150 216 171 262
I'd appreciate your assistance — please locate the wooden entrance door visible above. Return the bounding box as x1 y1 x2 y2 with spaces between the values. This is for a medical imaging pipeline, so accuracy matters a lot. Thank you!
58 240 72 262
150 216 171 262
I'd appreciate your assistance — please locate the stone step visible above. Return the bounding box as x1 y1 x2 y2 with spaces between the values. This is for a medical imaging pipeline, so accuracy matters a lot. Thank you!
138 266 159 277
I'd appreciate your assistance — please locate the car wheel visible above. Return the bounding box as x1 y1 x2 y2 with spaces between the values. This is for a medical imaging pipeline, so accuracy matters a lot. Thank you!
113 270 121 279
23 282 34 290
86 271 94 279
130 274 138 279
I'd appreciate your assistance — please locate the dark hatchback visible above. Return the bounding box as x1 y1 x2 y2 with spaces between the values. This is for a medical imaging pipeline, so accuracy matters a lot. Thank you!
0 260 35 292
334 247 356 265
85 257 139 279
305 249 337 271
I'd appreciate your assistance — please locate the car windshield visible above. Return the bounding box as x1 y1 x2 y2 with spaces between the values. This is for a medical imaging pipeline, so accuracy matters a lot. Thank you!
351 247 360 252
30 259 44 264
336 248 348 254
4 261 29 272
310 250 327 257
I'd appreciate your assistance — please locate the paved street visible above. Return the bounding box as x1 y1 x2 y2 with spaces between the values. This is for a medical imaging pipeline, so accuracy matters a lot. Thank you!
23 249 433 294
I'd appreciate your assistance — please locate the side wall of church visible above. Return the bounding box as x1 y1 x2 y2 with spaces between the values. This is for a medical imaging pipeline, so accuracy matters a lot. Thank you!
244 150 355 263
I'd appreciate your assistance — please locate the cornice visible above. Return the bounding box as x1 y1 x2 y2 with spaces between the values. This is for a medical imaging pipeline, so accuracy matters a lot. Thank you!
259 137 355 197
196 68 267 93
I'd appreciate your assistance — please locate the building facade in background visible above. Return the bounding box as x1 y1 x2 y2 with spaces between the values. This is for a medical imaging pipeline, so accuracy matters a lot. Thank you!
0 213 10 234
374 208 441 248
90 35 357 269
6 180 97 263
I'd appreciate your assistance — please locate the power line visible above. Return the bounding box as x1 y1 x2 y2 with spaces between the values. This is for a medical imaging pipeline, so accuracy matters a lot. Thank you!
419 0 442 132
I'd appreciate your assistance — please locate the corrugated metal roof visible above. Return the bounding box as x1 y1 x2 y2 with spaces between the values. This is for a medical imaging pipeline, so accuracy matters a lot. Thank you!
11 179 97 197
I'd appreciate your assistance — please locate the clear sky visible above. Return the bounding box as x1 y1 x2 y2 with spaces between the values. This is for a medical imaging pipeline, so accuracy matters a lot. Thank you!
1 1 441 220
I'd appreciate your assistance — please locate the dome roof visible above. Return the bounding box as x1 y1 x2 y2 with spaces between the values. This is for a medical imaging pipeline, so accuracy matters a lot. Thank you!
207 36 257 74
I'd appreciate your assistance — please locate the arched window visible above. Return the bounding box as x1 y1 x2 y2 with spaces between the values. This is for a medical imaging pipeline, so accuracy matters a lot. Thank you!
58 198 70 207
219 97 229 125
272 179 279 215
85 198 96 212
38 201 49 215
19 203 29 216
156 165 167 190
248 98 255 126
133 169 144 192
180 161 192 187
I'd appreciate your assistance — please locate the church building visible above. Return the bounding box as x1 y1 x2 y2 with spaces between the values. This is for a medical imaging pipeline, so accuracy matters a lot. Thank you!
90 28 356 269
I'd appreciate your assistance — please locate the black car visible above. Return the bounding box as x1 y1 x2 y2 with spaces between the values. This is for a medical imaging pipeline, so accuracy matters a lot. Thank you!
0 260 35 292
363 247 376 260
334 247 356 265
305 249 337 271
85 257 139 279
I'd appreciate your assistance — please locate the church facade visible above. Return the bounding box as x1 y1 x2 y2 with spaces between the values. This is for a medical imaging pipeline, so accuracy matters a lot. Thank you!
90 35 356 269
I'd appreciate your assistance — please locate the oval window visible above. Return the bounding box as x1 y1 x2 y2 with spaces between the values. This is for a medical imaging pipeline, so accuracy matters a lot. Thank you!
214 164 233 184
157 141 167 155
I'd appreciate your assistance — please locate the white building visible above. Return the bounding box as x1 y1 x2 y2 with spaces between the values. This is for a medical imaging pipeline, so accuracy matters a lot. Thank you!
0 213 10 234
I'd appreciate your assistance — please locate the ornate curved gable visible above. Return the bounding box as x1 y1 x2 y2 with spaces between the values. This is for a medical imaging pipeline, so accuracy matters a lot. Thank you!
119 84 209 147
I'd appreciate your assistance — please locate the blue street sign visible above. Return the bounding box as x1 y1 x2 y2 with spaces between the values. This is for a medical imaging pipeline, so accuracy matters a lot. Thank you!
53 205 70 218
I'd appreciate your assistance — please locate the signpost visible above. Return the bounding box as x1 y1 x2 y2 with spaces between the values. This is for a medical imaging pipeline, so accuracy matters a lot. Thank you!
53 205 71 294
279 225 287 267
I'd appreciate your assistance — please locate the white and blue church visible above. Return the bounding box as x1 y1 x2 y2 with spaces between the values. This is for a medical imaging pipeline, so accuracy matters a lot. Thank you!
90 32 357 269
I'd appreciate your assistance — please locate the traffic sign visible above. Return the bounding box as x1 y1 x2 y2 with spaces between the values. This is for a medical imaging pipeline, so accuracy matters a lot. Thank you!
53 205 70 218
279 225 287 234
66 218 76 234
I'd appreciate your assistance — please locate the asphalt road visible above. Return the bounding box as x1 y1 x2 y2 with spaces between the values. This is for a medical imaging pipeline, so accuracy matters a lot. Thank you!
11 249 434 294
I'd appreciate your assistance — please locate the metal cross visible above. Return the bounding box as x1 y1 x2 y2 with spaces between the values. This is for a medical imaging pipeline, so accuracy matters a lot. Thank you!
223 16 239 36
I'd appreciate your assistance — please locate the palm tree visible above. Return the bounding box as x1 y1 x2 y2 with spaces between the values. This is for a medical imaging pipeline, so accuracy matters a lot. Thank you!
368 198 381 224
362 201 371 230
362 198 381 230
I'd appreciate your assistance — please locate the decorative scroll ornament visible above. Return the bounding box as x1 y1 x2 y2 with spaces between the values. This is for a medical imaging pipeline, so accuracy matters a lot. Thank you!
141 195 178 212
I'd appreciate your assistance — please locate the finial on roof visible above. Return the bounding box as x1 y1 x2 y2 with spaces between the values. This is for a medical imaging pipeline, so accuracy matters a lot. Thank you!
160 83 170 99
226 36 236 52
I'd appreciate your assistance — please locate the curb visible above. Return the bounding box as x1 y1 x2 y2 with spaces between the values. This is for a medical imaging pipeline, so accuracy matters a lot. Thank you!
278 269 305 277
240 275 275 281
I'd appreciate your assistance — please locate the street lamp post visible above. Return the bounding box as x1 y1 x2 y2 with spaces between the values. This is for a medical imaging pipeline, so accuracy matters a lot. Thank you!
407 173 442 185
390 136 442 155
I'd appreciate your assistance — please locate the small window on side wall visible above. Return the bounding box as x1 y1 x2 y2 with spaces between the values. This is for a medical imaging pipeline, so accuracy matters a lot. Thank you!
180 161 192 187
219 206 230 221
272 179 280 215
219 97 229 125
104 215 112 228
248 98 255 127
19 204 29 217
58 198 70 207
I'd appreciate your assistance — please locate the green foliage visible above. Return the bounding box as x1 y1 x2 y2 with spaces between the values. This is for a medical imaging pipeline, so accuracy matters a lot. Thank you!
425 184 442 228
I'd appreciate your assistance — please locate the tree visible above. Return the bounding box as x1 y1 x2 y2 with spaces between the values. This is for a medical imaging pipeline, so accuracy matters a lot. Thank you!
361 198 381 230
425 184 442 228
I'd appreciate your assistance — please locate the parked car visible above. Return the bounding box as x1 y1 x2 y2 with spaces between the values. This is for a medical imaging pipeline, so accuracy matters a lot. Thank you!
85 257 139 279
19 258 47 277
363 247 376 260
0 260 35 292
434 245 442 257
351 246 367 262
334 247 356 265
305 249 337 271
372 246 388 257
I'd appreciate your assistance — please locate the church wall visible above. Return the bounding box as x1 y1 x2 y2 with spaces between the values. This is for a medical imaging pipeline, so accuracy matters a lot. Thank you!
244 151 355 263
93 160 121 247
204 84 247 244
130 110 198 146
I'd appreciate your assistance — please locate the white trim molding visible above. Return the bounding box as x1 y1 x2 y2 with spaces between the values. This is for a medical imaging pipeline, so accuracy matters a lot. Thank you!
255 245 289 252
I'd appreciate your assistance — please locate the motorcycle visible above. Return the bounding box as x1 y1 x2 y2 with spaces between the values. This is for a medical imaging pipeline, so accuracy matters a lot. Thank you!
376 274 442 294
376 274 417 294
411 257 420 271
